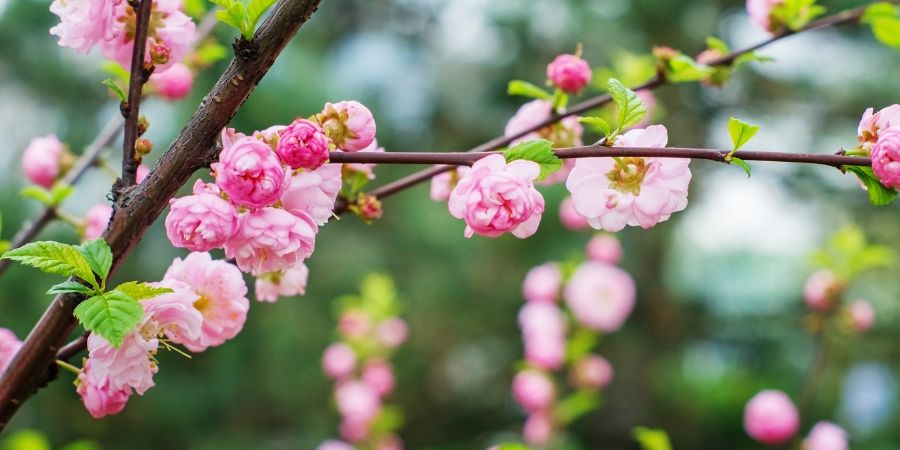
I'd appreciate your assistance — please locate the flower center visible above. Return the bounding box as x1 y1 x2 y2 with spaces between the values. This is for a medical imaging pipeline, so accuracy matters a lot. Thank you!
606 157 648 195
193 295 211 314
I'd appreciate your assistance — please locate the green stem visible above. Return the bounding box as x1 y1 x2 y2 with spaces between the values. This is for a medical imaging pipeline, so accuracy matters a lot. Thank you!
55 210 83 229
54 359 81 376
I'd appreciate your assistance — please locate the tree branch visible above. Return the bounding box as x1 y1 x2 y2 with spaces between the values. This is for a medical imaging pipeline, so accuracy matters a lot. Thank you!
117 0 154 190
0 0 323 430
356 1 886 208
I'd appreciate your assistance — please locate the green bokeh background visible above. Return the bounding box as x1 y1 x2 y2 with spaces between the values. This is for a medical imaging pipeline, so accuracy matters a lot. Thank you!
1 0 899 448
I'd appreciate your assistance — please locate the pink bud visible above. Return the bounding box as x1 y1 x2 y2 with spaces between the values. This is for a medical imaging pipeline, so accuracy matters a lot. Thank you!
149 63 194 101
276 118 331 170
149 40 172 65
586 234 622 264
213 134 288 209
570 355 613 390
340 416 371 443
335 380 381 424
82 204 113 241
564 262 635 332
803 270 842 312
362 360 395 397
512 369 555 412
376 318 408 348
322 343 357 380
22 135 65 188
743 390 800 445
546 54 592 94
846 300 875 333
319 101 377 152
522 263 562 303
803 421 848 450
166 180 238 252
340 310 373 340
316 440 355 450
559 196 590 230
523 412 554 446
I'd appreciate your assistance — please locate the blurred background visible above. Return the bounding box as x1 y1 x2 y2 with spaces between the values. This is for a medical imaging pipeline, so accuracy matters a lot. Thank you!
1 0 899 448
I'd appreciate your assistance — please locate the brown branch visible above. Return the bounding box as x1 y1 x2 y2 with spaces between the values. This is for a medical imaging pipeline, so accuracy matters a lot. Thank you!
117 0 154 190
328 147 870 168
0 0 323 430
356 1 885 208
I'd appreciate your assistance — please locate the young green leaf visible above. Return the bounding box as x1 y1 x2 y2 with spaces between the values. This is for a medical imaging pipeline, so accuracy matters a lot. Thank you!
578 116 612 137
608 78 647 131
73 290 143 348
705 36 730 54
665 54 714 83
210 0 247 37
727 117 760 155
729 157 752 178
20 186 53 206
772 0 826 31
1 241 97 288
77 238 113 283
47 281 95 296
246 0 278 32
502 139 563 181
734 52 775 67
553 390 601 425
862 2 898 22
50 183 75 205
633 427 673 450
507 80 553 100
845 166 899 206
870 16 900 48
114 281 174 301
497 444 531 450
102 79 128 103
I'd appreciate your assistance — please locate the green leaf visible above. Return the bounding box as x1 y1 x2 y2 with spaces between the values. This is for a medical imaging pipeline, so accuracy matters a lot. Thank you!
870 17 900 48
73 291 143 348
19 186 53 206
2 429 51 450
497 444 531 450
195 40 229 66
77 238 113 283
183 0 208 18
565 327 599 362
845 165 899 206
502 139 563 181
1 241 96 287
578 116 612 137
210 0 248 37
863 2 898 22
246 0 277 28
101 62 130 83
772 0 826 31
50 183 75 205
729 157 752 178
734 52 775 67
633 427 673 450
608 78 647 131
706 36 730 54
507 80 552 100
113 281 173 301
47 281 95 296
102 78 127 103
665 54 714 83
727 117 760 152
0 241 8 254
553 390 601 425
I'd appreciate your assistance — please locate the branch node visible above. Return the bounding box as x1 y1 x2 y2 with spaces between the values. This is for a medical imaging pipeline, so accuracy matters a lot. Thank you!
233 37 261 60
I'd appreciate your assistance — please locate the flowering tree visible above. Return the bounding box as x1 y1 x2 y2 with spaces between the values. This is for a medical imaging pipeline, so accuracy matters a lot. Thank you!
0 0 899 447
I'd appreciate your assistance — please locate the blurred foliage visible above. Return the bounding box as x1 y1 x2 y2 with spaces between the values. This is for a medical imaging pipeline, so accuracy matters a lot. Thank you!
0 0 899 449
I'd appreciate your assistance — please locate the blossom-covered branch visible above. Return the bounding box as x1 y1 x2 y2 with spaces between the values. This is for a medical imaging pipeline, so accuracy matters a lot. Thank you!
0 0 324 429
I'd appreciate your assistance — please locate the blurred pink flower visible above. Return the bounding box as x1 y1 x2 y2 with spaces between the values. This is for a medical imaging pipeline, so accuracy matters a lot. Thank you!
335 380 381 423
339 310 372 340
559 196 590 230
317 441 355 450
504 100 583 147
744 390 800 445
254 263 309 303
586 234 622 265
430 168 470 202
847 299 875 333
803 421 848 450
100 0 195 73
512 369 555 412
225 208 317 275
803 270 841 311
547 53 592 93
49 0 119 54
149 63 194 100
376 318 408 348
564 261 635 332
519 303 566 370
362 360 395 397
322 343 357 380
0 328 22 376
22 135 65 188
746 0 784 33
570 355 613 390
523 412 554 446
343 138 384 181
82 204 113 241
522 263 562 303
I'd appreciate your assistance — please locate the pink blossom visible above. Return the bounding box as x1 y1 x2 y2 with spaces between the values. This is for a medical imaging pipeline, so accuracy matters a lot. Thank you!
376 318 408 348
255 263 309 302
49 0 118 54
149 63 194 100
847 300 875 332
0 328 22 376
225 208 317 275
343 138 384 181
322 343 357 380
281 163 342 226
564 261 635 332
871 129 900 189
504 100 583 147
448 154 545 238
166 180 238 252
76 358 131 418
276 118 332 170
22 135 65 188
317 441 355 450
858 105 900 145
142 279 204 344
335 380 381 423
318 101 377 152
82 204 113 241
362 360 395 397
523 412 554 446
522 263 562 303
803 270 842 311
566 125 691 231
341 416 371 443
559 196 590 230
85 332 157 395
744 390 800 445
570 355 613 390
100 0 195 73
213 133 288 209
163 252 249 352
519 303 566 370
512 369 555 412
524 336 566 371
430 168 470 202
586 234 622 265
746 0 784 33
340 310 372 340
547 54 592 93
374 435 404 450
803 421 848 450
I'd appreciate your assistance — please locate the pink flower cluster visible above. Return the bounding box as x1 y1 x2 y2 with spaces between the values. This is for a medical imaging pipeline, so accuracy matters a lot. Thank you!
319 294 408 449
50 0 195 74
77 252 249 417
802 270 876 333
448 154 545 239
511 236 631 446
566 125 692 231
0 328 23 376
744 390 849 449
860 105 900 189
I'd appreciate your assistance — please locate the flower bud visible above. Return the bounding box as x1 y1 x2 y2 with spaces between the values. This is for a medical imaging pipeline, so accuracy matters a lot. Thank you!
276 118 331 170
546 53 592 94
803 421 848 450
522 263 562 303
322 343 357 380
138 116 150 136
570 355 613 390
317 101 377 152
803 270 843 312
586 234 622 265
845 299 875 333
149 63 194 101
743 390 800 445
350 194 383 221
149 41 172 66
523 412 554 446
22 135 67 189
135 138 153 157
512 369 555 412
559 196 590 230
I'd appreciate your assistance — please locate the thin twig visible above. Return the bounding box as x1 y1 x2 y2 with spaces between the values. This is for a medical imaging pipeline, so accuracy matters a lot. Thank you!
117 0 154 190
